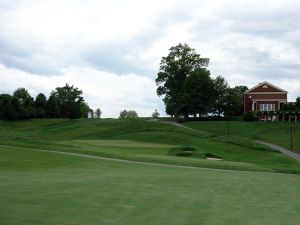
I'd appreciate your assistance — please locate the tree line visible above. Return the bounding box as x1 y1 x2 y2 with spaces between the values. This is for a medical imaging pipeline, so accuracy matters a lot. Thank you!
0 84 91 120
156 43 248 118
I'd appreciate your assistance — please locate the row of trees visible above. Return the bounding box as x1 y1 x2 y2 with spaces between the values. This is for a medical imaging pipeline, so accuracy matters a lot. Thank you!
118 109 160 119
156 43 247 118
0 84 91 120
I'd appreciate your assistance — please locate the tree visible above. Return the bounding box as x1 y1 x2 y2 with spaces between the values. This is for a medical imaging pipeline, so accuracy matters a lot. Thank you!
35 93 47 118
95 108 102 119
212 76 229 117
156 43 209 117
51 84 85 119
119 110 138 119
296 97 300 109
47 92 59 118
13 88 35 119
0 94 17 120
224 86 248 116
181 68 215 117
152 109 160 118
80 102 91 118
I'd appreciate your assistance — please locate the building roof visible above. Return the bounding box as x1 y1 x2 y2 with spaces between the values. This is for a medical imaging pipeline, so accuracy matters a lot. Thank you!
244 81 288 94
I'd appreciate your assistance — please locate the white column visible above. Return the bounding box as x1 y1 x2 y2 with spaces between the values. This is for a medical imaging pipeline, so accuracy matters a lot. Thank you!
252 102 255 111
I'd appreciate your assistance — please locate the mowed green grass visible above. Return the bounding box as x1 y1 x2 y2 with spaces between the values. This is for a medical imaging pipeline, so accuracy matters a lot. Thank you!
0 119 299 173
184 121 300 153
1 145 300 225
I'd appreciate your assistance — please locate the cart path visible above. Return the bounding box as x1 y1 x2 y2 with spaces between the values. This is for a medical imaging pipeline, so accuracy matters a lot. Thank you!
257 141 300 162
157 120 300 162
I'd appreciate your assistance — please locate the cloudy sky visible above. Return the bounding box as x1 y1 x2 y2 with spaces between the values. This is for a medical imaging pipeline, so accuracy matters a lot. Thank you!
1 0 300 117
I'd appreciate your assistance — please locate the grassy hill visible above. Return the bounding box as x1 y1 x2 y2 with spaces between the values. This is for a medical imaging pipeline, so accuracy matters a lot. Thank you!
184 121 300 153
0 118 300 225
0 118 299 173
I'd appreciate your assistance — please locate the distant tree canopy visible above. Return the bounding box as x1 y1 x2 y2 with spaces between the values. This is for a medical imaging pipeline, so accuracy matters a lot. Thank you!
95 108 102 119
119 110 138 119
0 94 17 120
35 93 47 118
0 84 90 120
156 43 247 117
13 88 36 119
51 84 85 119
296 97 300 108
152 109 160 118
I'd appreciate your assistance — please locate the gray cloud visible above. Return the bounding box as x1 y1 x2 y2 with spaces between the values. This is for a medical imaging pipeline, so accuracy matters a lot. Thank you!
0 0 300 111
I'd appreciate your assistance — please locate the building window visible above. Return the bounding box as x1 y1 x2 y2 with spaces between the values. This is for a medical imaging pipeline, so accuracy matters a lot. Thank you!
259 104 275 111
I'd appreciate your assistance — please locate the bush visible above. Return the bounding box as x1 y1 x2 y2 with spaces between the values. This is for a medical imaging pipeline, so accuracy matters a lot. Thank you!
243 111 257 121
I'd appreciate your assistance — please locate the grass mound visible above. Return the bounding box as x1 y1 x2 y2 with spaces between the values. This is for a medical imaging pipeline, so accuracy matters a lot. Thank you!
0 118 299 174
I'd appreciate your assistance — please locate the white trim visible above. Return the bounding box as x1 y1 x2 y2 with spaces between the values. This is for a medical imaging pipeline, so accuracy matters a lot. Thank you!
244 81 288 94
252 99 287 102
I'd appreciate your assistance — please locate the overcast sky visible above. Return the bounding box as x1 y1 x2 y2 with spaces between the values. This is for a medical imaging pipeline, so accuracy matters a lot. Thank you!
1 0 300 117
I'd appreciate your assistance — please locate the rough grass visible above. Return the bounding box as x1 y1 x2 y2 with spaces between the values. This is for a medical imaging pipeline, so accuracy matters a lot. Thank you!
1 146 300 225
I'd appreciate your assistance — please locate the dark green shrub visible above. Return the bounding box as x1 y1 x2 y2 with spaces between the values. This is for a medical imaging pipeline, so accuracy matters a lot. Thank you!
243 112 257 121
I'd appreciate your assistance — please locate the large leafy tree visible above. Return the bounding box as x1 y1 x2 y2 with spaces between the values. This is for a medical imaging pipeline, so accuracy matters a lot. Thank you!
13 88 35 119
212 76 229 117
47 92 59 118
156 43 209 116
35 93 47 118
224 86 248 116
0 94 17 120
181 68 215 117
51 84 85 119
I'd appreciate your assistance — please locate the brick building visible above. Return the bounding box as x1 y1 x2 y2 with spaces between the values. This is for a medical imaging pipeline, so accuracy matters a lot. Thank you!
243 82 288 115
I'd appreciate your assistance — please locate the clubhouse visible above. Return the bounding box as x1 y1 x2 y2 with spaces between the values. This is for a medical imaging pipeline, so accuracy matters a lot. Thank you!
244 82 290 121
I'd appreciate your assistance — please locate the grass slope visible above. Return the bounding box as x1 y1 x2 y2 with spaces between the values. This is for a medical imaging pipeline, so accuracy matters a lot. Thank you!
1 146 300 225
184 121 300 153
0 118 299 173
